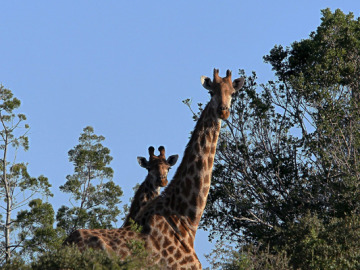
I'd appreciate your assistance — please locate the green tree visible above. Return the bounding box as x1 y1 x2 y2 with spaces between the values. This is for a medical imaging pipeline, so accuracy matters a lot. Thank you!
199 9 360 268
205 241 290 270
57 126 123 234
264 8 360 219
0 85 52 264
15 199 65 261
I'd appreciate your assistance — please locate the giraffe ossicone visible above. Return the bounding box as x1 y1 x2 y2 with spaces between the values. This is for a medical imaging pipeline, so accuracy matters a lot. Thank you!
64 69 245 270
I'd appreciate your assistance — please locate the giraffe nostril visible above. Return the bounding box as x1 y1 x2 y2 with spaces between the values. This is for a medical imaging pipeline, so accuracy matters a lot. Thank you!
218 106 228 113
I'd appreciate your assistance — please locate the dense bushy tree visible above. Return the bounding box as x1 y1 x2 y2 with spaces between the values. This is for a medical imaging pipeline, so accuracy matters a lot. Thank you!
56 126 123 234
15 199 65 261
264 8 360 220
204 241 290 270
200 9 360 268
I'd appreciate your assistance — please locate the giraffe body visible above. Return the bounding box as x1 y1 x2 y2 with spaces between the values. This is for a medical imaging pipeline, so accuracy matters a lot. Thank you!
65 69 245 269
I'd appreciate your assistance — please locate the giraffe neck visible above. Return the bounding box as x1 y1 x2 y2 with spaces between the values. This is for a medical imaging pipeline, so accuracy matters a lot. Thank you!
124 174 160 226
142 174 161 196
164 100 221 230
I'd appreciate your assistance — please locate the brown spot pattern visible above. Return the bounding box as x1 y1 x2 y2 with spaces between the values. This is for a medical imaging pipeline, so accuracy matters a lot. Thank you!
168 246 175 254
196 159 202 170
204 174 210 185
200 136 206 147
162 223 169 234
193 175 201 190
163 236 171 249
151 236 160 251
174 249 182 260
181 181 190 198
188 209 196 221
195 142 200 153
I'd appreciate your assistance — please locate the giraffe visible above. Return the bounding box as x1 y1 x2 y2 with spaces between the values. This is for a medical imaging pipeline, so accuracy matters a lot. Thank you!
64 69 245 269
123 146 178 227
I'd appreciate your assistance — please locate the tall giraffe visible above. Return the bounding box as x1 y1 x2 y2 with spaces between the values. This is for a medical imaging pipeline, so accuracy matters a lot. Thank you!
64 69 244 269
123 146 178 227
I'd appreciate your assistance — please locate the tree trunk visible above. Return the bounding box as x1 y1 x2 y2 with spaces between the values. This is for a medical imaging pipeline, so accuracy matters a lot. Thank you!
3 135 11 263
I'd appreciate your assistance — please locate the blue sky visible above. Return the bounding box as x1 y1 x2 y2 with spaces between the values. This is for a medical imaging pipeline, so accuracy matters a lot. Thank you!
1 1 359 267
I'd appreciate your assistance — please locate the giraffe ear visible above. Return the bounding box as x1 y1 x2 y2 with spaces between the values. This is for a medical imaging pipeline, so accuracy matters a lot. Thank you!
201 76 213 91
167 155 179 166
137 156 148 168
233 77 245 92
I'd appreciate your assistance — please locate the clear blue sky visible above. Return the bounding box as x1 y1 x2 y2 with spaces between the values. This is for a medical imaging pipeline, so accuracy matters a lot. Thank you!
1 1 359 267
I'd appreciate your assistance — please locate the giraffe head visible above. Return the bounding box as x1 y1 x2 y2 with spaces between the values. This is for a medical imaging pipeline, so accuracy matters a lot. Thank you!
201 68 245 120
137 146 179 187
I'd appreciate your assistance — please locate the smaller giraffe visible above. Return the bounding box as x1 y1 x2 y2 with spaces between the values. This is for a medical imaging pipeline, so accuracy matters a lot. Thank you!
123 146 178 227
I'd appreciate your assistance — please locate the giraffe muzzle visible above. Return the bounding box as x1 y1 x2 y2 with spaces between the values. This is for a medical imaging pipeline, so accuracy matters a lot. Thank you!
218 106 230 120
158 176 168 187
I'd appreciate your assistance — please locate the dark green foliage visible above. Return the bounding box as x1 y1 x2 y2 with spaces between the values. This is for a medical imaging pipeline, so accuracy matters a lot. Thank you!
3 222 155 269
199 9 360 269
206 215 360 270
279 213 360 269
3 244 160 270
15 199 65 260
1 257 28 270
205 242 290 270
32 245 158 270
262 8 360 221
57 126 123 234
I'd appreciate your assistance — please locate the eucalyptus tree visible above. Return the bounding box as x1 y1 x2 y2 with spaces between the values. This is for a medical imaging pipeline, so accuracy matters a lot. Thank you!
0 85 52 264
57 126 123 234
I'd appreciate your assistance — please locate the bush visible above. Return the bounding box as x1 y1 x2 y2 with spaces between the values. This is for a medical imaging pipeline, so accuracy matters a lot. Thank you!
280 213 360 269
2 239 160 270
205 242 291 270
32 244 161 270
